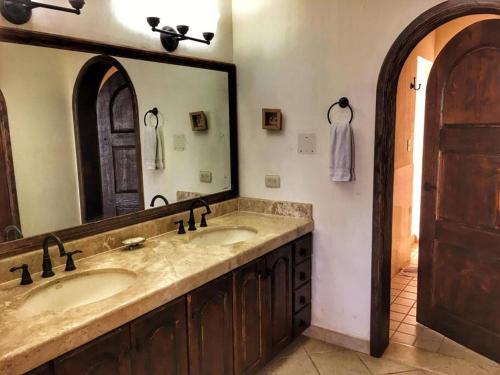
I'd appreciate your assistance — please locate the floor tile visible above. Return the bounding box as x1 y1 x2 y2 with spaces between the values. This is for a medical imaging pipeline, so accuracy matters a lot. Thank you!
391 303 412 314
403 315 417 325
392 331 416 345
390 311 406 322
390 320 401 331
409 280 418 287
414 328 444 353
399 291 418 300
392 283 406 291
399 323 418 335
409 307 417 317
310 350 371 375
405 285 418 293
391 289 401 297
275 335 308 358
395 297 415 307
259 353 319 375
394 276 411 284
357 352 416 374
302 337 342 355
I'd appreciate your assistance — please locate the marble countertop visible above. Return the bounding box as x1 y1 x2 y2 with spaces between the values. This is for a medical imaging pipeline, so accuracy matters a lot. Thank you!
0 211 313 374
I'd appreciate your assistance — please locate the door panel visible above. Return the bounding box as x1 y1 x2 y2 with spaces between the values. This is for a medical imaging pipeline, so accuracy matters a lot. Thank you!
234 259 267 374
131 297 188 375
266 244 293 357
419 19 500 361
96 71 143 218
188 275 234 375
0 90 20 241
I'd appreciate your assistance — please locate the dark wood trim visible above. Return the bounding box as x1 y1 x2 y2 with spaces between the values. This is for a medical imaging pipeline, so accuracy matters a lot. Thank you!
0 89 20 230
370 0 500 357
0 28 239 258
73 55 145 222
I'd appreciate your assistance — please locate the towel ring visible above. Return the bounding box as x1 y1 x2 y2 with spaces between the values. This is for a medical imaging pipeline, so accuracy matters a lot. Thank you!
144 107 159 129
327 97 354 125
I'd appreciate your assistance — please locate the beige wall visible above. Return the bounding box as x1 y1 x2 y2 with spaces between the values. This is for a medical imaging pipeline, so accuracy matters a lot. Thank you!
0 0 234 62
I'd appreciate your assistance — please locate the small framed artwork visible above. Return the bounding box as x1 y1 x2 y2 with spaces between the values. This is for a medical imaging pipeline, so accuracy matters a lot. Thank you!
189 111 208 131
262 108 282 130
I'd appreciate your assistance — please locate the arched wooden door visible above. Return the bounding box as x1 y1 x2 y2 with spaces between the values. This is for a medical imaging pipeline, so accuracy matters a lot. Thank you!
419 19 500 361
0 89 20 241
96 71 143 218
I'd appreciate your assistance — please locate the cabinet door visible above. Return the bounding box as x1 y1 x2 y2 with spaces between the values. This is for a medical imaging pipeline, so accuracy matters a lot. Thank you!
131 297 188 375
188 274 234 375
54 327 132 375
266 244 293 356
26 363 53 375
233 259 267 374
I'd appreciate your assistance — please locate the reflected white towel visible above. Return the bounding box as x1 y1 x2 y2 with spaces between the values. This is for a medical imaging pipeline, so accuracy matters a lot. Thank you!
329 122 355 182
144 125 156 170
155 124 165 170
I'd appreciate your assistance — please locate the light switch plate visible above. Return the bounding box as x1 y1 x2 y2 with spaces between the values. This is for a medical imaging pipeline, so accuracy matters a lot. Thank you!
265 175 281 188
298 133 316 154
200 171 212 183
174 134 186 151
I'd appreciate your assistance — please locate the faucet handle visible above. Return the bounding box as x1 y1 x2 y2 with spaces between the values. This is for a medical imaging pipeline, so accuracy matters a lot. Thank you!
200 213 210 228
63 250 83 272
175 220 186 235
10 264 33 285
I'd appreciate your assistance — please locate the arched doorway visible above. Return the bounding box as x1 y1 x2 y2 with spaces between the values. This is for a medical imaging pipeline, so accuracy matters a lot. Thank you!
73 56 144 223
0 89 21 242
370 0 500 358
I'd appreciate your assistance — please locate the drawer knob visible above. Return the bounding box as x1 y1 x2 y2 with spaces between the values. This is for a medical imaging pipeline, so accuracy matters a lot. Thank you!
299 272 307 281
299 248 307 257
299 296 306 305
299 319 306 327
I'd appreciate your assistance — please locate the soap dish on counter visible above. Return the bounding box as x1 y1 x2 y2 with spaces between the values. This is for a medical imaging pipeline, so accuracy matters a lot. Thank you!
122 237 146 250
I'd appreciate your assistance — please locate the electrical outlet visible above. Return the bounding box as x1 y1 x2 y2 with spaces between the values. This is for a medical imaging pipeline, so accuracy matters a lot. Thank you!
200 171 212 183
265 175 281 188
298 133 316 154
174 134 186 151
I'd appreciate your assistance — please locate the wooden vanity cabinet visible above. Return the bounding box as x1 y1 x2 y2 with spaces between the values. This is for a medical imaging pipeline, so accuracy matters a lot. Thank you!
265 244 294 357
24 234 313 375
187 274 234 375
53 326 132 375
233 259 268 374
130 297 188 375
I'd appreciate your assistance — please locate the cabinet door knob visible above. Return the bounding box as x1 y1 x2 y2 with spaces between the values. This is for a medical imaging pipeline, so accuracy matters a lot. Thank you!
299 248 307 257
299 319 306 327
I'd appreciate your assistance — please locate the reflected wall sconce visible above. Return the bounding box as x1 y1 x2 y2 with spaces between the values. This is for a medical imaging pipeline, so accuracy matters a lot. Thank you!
0 0 85 24
146 17 215 52
410 77 422 91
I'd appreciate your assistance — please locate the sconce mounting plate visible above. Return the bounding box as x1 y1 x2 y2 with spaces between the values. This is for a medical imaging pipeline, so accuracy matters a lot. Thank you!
160 26 180 52
0 0 32 25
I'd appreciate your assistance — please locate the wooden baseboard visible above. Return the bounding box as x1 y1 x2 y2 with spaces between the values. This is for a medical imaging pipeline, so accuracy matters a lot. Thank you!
304 325 370 354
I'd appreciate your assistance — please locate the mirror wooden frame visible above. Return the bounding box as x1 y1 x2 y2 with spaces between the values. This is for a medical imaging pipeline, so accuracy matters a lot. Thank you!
0 27 239 259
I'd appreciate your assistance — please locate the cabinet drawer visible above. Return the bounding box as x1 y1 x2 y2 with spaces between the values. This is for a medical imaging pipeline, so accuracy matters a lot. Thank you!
293 282 311 313
293 305 311 337
293 259 311 289
293 234 312 265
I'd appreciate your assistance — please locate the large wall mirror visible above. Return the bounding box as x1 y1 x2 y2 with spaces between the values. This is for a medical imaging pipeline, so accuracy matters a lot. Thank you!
0 29 238 255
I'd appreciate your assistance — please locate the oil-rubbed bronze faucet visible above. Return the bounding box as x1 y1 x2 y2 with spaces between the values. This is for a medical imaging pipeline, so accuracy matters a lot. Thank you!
41 234 84 277
188 198 212 231
3 225 23 241
150 194 169 207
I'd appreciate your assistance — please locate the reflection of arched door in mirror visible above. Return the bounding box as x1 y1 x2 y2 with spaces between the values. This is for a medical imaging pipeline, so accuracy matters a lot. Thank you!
73 56 144 222
0 89 21 242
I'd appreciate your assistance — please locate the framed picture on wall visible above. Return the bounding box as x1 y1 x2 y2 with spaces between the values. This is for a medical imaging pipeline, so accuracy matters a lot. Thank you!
262 108 282 130
189 111 208 131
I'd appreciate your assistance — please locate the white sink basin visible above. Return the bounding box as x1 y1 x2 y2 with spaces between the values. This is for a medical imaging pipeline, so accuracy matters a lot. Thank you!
189 226 258 246
21 269 137 313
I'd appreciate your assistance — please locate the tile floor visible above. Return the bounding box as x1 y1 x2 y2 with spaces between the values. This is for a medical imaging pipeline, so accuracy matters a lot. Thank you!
257 335 500 374
257 265 499 374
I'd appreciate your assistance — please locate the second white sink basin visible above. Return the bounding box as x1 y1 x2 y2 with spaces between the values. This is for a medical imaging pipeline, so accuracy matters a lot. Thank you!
21 269 137 313
189 226 258 246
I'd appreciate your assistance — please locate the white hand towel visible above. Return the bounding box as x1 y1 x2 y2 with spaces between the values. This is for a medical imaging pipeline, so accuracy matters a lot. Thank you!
329 122 355 182
144 124 157 170
155 124 165 170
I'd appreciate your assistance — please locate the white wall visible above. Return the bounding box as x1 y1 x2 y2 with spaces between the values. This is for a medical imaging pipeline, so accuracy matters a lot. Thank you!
232 0 445 341
0 0 234 62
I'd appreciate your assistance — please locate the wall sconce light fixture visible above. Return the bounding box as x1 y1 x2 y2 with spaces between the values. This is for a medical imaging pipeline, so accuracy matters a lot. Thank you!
0 0 85 25
146 17 215 52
